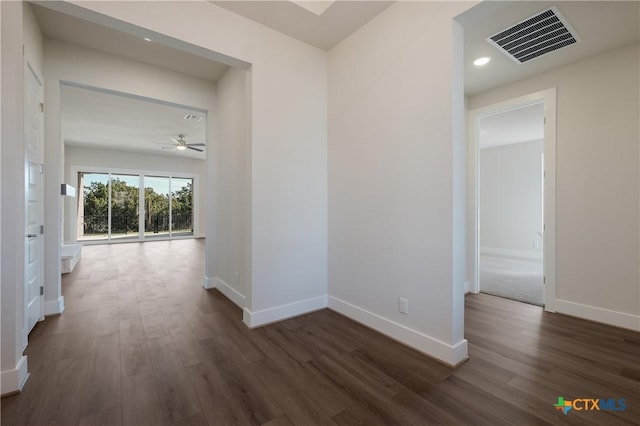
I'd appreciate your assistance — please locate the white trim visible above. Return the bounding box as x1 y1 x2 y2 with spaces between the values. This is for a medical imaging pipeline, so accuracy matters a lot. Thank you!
202 275 214 290
542 88 558 312
328 296 468 367
213 277 246 308
243 295 327 328
61 244 82 274
468 88 557 313
44 296 65 315
480 247 543 261
60 81 210 113
555 299 640 332
79 235 199 246
1 356 29 395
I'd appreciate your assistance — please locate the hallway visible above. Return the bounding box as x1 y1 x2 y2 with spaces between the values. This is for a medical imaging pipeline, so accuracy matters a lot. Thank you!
1 240 638 425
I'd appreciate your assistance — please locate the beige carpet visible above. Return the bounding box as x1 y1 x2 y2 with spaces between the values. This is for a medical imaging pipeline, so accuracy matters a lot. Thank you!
479 254 544 306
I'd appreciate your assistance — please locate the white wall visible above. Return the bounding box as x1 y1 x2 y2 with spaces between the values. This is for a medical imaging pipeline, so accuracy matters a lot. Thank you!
43 37 217 315
1 1 43 394
328 1 473 366
469 44 640 330
0 0 3 392
63 145 207 241
480 140 543 257
41 1 328 327
211 66 251 308
0 0 3 391
1 0 26 395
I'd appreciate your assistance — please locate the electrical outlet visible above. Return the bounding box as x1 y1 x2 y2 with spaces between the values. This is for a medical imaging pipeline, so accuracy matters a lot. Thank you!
399 298 409 315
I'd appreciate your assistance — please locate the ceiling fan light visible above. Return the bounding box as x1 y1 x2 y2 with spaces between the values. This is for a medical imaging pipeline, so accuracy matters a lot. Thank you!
176 145 186 151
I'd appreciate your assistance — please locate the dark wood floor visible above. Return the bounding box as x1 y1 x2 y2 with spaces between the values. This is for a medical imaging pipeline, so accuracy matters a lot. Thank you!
2 239 639 425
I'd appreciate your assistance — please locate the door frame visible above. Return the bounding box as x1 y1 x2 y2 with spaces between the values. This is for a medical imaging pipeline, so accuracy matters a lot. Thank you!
468 88 557 312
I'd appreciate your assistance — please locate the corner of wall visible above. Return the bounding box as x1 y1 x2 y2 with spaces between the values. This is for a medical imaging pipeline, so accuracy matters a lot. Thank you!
44 296 65 316
213 277 246 309
0 356 29 396
328 296 468 366
243 295 327 328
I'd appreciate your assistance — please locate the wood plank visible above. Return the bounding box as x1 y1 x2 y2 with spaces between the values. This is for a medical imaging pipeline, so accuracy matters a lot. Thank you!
146 335 203 424
121 370 166 426
248 357 337 426
79 407 123 426
261 414 296 426
185 361 253 426
80 332 121 417
170 413 209 426
4 241 640 426
214 357 284 425
120 340 153 378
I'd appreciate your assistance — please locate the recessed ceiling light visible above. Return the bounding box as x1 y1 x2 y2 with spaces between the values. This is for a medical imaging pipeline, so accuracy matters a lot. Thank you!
143 37 152 42
473 56 492 66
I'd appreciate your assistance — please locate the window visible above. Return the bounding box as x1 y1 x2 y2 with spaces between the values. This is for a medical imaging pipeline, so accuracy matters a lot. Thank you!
77 170 195 242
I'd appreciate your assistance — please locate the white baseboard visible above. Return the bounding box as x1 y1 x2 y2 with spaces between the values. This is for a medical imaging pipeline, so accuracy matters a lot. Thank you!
203 276 214 290
44 296 65 316
555 299 640 331
243 295 327 328
213 277 246 309
1 356 29 395
328 296 468 367
481 246 543 260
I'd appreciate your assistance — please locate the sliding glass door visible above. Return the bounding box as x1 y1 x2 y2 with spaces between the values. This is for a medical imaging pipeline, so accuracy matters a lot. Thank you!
144 176 170 239
171 177 193 236
78 170 194 242
79 172 110 240
110 174 139 240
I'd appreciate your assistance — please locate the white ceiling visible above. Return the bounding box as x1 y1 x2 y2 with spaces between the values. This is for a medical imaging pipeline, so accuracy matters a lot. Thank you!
31 4 229 83
32 1 639 158
61 85 207 160
478 102 544 150
459 1 640 95
211 0 394 50
210 1 638 94
32 3 216 160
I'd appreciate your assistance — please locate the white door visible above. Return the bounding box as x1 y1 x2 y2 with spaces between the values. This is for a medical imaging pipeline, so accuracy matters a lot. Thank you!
25 63 44 333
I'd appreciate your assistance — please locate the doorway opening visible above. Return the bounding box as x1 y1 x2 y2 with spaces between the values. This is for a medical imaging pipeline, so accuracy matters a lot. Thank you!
468 89 557 312
60 82 208 246
478 102 544 305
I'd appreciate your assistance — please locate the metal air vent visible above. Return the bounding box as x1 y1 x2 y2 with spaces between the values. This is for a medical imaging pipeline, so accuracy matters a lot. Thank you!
487 7 580 64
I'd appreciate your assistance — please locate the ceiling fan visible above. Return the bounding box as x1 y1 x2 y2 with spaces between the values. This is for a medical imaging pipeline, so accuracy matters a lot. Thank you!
158 135 206 152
